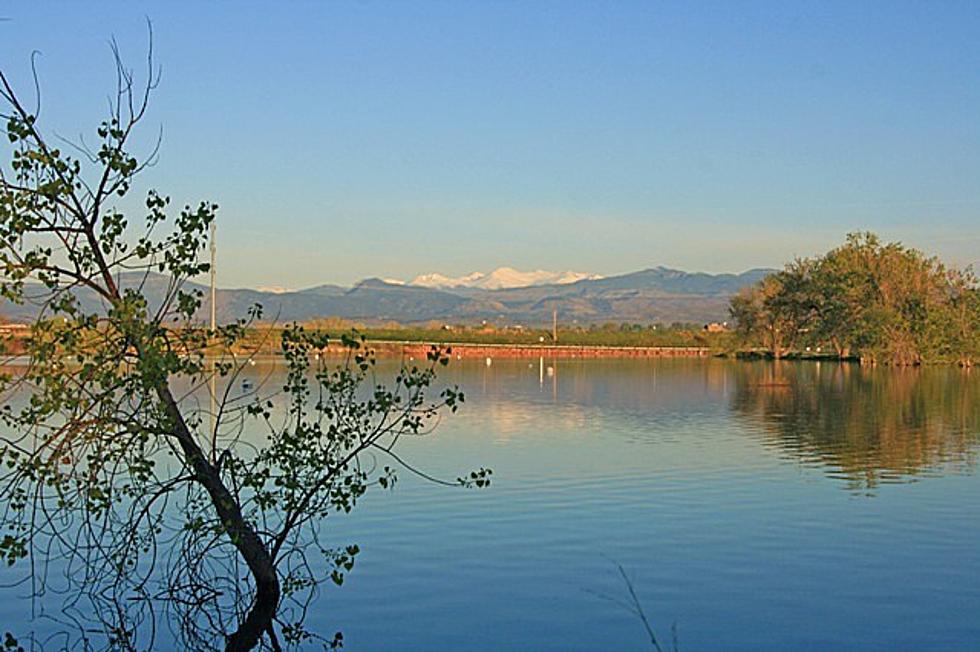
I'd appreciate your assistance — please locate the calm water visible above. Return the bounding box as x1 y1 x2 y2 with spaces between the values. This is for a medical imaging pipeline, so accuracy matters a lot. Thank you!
316 358 980 650
5 358 980 649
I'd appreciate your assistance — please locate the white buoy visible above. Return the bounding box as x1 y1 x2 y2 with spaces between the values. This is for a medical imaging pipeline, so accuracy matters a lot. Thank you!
485 357 492 366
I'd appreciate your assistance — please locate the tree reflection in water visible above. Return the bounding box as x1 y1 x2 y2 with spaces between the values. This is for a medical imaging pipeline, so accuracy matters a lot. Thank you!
731 362 980 491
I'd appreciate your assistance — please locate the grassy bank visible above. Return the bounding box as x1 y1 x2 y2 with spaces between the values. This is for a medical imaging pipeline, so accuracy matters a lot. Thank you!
229 322 736 355
3 321 738 360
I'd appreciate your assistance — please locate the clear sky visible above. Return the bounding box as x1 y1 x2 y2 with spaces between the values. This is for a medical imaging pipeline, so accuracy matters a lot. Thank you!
1 1 978 289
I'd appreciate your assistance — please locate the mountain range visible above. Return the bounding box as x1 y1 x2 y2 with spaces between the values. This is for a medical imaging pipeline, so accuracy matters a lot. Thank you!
0 266 772 326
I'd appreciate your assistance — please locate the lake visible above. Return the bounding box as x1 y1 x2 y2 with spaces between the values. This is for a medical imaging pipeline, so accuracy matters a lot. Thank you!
315 358 980 650
4 357 980 650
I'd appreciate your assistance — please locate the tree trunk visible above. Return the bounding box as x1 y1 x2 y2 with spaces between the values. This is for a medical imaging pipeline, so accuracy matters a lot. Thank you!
767 327 783 359
831 337 850 359
155 383 280 651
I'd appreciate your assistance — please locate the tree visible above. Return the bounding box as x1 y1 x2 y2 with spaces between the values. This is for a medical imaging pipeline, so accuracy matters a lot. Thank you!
0 35 489 650
932 267 980 367
729 273 802 359
731 232 980 365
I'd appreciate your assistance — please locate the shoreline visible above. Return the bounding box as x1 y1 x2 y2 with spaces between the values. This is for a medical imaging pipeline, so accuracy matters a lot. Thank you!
320 341 713 359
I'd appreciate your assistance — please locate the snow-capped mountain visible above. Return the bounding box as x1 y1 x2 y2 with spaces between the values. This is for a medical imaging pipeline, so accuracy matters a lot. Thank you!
410 267 602 290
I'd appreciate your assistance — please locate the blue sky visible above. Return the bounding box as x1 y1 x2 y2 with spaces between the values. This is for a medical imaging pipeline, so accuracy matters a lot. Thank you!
1 1 978 289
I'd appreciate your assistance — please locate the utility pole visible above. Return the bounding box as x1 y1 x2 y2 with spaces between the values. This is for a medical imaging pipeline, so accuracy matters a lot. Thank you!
209 221 217 449
552 308 558 343
209 221 217 332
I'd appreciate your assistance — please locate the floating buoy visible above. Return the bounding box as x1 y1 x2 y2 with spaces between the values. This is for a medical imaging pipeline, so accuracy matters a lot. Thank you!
485 357 492 366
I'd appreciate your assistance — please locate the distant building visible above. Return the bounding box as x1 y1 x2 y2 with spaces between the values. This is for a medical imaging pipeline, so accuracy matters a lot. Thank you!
0 323 30 336
703 322 728 333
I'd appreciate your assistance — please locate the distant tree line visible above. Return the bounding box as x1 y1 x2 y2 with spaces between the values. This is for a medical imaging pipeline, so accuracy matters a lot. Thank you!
729 232 980 366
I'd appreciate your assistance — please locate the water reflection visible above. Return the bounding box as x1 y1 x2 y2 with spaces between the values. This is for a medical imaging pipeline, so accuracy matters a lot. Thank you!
452 357 980 491
731 362 980 490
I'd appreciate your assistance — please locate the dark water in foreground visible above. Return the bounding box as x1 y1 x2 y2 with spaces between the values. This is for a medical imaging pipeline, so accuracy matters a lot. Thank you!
4 358 980 649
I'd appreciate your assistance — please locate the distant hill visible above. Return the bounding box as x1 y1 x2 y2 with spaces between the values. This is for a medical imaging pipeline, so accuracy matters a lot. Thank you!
0 267 773 326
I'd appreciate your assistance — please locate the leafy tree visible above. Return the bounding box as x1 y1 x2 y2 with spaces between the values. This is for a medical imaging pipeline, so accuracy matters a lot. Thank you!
0 36 488 650
807 232 890 358
932 268 980 367
729 272 802 358
730 232 980 365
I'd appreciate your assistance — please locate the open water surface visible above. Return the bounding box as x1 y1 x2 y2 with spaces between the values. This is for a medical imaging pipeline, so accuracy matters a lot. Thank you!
309 358 980 650
4 358 980 650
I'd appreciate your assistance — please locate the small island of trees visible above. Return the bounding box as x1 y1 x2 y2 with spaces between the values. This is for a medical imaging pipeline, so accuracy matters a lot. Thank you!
730 232 980 366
